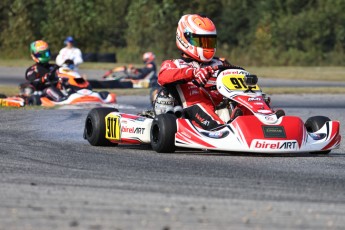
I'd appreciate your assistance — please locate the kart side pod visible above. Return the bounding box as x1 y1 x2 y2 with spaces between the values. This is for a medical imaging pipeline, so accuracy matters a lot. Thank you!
84 107 153 146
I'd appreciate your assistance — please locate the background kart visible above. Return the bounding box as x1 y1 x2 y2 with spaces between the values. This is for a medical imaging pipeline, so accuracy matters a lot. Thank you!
84 69 341 154
23 67 117 107
88 66 153 89
0 94 25 107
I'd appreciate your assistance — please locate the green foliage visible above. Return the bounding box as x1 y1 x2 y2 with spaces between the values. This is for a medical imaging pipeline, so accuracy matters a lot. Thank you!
0 0 344 65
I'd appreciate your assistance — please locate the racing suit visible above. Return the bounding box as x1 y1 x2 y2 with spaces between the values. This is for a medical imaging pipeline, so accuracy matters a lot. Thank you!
55 47 83 71
158 57 227 130
25 63 65 101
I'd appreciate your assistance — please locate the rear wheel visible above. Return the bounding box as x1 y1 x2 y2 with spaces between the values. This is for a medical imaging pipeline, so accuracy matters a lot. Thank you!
150 114 177 153
305 116 331 154
84 107 119 146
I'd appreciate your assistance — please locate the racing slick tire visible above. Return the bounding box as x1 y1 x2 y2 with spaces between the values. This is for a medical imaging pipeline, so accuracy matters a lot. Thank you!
305 116 331 154
150 113 177 153
84 107 119 146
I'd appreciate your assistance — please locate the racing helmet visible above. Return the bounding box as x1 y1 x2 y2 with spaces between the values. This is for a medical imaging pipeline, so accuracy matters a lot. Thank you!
176 14 217 62
30 40 51 63
143 52 155 63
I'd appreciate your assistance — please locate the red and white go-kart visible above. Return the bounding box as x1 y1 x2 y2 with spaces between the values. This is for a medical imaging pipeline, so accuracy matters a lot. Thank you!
84 67 341 154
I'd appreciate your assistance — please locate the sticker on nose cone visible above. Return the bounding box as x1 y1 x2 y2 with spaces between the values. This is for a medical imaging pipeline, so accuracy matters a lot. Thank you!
251 140 298 150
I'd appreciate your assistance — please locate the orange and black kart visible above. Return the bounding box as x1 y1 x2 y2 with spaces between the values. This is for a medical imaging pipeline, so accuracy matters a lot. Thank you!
22 66 116 107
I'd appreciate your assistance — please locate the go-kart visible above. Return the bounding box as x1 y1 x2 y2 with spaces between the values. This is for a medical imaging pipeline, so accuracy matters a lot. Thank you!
0 94 25 107
88 65 154 89
84 67 341 154
22 66 116 107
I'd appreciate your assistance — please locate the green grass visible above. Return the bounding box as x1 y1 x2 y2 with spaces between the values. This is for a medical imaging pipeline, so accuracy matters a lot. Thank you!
247 66 345 81
0 59 142 70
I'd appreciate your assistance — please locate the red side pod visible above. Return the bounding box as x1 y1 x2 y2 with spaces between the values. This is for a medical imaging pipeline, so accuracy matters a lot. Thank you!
231 116 305 148
322 121 341 150
176 119 215 148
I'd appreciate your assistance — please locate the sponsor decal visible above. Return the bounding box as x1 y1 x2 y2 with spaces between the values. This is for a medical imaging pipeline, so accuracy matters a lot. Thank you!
135 117 146 122
223 70 238 75
252 140 297 150
258 109 272 114
176 33 189 48
195 113 210 126
262 126 286 138
202 130 229 139
248 97 262 102
264 116 275 122
121 126 145 135
190 89 199 96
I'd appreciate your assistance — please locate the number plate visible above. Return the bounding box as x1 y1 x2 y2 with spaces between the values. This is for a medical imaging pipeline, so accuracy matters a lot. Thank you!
222 74 260 91
105 114 121 140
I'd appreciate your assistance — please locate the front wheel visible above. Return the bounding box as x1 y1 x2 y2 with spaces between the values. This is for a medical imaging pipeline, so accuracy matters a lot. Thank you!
150 114 177 153
84 107 119 146
305 116 331 154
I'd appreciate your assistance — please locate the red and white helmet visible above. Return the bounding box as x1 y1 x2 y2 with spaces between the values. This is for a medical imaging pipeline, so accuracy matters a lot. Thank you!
143 52 155 63
176 14 217 62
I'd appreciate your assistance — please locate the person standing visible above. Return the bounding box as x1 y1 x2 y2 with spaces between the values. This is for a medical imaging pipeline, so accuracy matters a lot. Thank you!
56 36 83 71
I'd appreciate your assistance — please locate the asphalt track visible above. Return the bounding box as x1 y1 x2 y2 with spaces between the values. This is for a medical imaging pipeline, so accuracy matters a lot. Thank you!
0 94 345 230
1 66 345 87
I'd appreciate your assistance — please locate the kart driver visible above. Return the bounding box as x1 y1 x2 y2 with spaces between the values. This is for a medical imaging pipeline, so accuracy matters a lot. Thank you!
158 14 244 130
25 40 65 102
103 52 158 88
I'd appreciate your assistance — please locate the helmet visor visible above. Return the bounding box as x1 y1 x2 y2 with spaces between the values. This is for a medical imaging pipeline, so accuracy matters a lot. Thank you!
34 50 51 58
185 33 217 49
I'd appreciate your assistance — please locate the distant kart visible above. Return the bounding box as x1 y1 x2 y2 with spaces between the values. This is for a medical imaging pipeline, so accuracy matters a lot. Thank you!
0 94 25 107
88 66 153 89
84 67 341 154
21 66 116 107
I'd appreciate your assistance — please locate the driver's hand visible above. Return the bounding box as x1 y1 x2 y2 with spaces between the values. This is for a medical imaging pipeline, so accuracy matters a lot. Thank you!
193 66 214 86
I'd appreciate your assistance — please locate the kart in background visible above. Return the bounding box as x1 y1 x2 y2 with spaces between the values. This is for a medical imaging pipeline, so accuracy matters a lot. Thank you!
84 67 341 154
21 66 116 107
0 94 25 107
88 65 153 89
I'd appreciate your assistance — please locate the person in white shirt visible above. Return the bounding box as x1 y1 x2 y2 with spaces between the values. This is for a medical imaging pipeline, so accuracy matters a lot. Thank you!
56 36 83 71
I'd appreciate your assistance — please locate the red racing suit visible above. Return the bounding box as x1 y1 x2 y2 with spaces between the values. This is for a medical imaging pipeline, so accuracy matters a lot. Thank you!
158 57 226 130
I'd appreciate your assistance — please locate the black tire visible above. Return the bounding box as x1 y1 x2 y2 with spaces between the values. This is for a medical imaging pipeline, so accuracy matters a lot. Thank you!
27 95 41 105
84 107 119 146
305 116 331 154
150 113 177 153
83 53 97 62
0 94 6 99
96 53 117 63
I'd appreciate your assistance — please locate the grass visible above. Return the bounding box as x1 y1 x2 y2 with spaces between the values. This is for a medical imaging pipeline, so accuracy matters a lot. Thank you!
0 59 142 70
247 66 345 81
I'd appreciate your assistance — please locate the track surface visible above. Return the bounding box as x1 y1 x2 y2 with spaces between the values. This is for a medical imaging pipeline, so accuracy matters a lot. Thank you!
1 66 345 87
0 95 344 230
